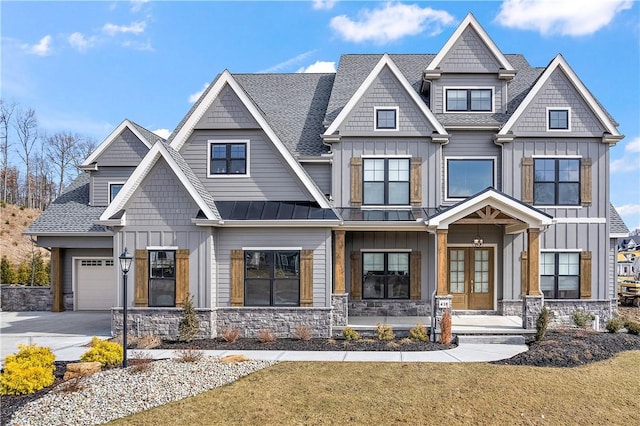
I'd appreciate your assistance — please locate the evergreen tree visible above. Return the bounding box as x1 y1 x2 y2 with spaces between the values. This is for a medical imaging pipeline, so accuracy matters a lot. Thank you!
0 256 17 284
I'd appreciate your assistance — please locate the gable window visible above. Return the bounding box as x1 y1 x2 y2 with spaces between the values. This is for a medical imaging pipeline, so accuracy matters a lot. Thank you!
109 183 124 202
446 158 495 199
363 158 409 205
534 158 580 205
208 141 247 176
540 252 579 299
446 89 492 112
547 108 570 130
149 250 176 307
375 107 398 130
245 251 300 306
363 252 410 299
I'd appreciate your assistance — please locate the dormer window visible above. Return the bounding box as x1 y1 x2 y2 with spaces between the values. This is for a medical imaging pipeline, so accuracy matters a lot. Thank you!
374 107 398 130
445 88 492 112
208 140 248 177
109 183 124 202
547 108 570 131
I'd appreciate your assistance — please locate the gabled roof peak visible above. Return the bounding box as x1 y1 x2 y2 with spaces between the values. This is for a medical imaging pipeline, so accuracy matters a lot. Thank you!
81 119 154 167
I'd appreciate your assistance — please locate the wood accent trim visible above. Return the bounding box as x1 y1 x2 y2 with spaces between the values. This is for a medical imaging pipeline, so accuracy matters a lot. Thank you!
410 157 422 206
581 158 592 206
51 248 64 312
175 249 190 307
300 249 313 307
230 250 244 306
134 250 148 307
410 251 421 300
526 228 541 296
333 230 346 294
520 251 528 297
580 251 592 299
522 157 534 204
436 229 448 296
350 157 362 206
350 251 362 300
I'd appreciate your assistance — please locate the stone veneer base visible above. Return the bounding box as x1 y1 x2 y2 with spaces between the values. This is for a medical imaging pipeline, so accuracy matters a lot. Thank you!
348 300 431 317
1 285 52 311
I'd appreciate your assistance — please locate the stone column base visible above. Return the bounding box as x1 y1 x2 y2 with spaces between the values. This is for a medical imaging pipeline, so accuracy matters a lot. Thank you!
522 295 544 330
331 293 348 326
434 295 453 330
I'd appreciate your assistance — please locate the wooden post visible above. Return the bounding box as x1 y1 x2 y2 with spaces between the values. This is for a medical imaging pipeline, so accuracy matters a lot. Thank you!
51 248 64 312
436 229 448 296
300 250 313 307
527 228 541 296
334 230 345 294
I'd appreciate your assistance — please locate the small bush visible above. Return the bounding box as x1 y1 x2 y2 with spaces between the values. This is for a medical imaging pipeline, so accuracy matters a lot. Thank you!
409 323 429 341
572 310 595 328
176 348 202 363
57 377 86 393
129 351 154 374
375 323 395 341
605 317 625 333
0 344 56 395
536 306 551 342
293 325 312 341
257 329 276 343
342 327 361 341
111 334 139 348
221 327 240 343
136 334 161 349
439 309 452 345
19 205 25 210
80 337 123 368
11 212 16 217
178 293 199 342
627 321 640 335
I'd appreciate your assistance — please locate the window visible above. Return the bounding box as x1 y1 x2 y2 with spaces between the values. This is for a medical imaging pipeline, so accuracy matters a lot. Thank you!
363 158 409 205
208 142 247 175
534 158 580 205
245 251 300 306
375 107 398 130
148 250 176 307
362 252 410 299
547 108 570 130
446 89 492 112
446 159 495 199
540 252 580 299
109 183 123 202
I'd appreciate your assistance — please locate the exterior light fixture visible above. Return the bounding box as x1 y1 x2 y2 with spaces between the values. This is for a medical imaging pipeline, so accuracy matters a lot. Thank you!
119 247 133 367
472 224 484 248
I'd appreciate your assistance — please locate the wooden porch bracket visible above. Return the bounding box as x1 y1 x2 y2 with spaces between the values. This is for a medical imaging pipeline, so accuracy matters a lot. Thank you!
436 229 448 296
334 230 345 294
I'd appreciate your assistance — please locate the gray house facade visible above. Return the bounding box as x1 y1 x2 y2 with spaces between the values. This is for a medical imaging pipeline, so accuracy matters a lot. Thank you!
26 14 628 337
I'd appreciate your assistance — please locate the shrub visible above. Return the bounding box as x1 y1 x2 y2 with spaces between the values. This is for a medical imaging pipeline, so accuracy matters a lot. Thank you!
342 327 361 341
409 323 429 342
293 325 312 341
176 348 202 363
257 329 276 343
178 293 199 342
136 334 161 349
221 327 240 343
627 321 640 335
535 306 551 342
0 256 17 284
605 316 625 333
439 309 452 345
129 351 154 374
572 310 595 328
57 376 87 393
375 323 395 341
80 337 123 367
0 344 56 395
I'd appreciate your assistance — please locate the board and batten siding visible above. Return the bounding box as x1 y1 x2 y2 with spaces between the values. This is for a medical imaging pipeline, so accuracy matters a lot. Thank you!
302 163 331 196
431 75 505 114
438 27 502 73
215 228 332 307
179 129 312 201
90 166 136 206
95 128 149 167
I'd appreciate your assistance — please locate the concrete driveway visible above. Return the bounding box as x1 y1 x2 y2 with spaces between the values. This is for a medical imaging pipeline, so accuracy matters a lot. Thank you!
1 311 112 365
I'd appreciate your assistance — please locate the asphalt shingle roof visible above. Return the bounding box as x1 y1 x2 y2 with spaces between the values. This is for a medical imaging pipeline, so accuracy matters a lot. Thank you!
130 120 166 144
610 203 629 235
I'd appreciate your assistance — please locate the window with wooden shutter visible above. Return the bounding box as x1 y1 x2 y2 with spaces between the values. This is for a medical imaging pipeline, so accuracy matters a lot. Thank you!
350 157 362 206
580 251 592 299
410 157 422 206
350 251 362 300
134 250 148 307
410 251 421 299
230 249 244 306
175 249 190 307
300 249 313 307
522 157 533 204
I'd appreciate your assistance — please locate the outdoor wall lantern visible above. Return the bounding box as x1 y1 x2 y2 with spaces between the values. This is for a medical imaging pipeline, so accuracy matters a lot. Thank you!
119 248 133 367
472 224 484 248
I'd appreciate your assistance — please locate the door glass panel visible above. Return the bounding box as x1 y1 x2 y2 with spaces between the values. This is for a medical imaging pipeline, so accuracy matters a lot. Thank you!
474 249 490 293
449 249 465 293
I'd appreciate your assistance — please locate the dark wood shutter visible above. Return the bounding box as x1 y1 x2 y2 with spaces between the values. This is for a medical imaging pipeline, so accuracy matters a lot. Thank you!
300 250 313 307
580 158 592 206
522 157 534 204
134 249 148 307
410 251 421 299
350 157 362 206
520 251 528 296
350 251 362 300
410 157 422 206
580 251 592 299
175 249 190 307
230 250 244 306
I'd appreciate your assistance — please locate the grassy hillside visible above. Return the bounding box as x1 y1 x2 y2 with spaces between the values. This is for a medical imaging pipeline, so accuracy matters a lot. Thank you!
0 203 49 266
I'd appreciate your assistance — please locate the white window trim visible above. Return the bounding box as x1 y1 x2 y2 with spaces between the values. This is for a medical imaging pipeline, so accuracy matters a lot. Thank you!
540 249 583 252
207 139 250 178
362 156 412 207
531 156 582 208
373 106 399 131
532 155 581 159
241 247 302 251
362 155 412 159
360 248 412 252
546 107 572 132
146 246 179 250
443 86 495 114
108 181 125 203
444 156 497 202
360 205 413 210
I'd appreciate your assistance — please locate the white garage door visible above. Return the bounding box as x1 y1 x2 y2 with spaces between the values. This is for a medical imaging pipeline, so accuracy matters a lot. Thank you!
76 259 116 310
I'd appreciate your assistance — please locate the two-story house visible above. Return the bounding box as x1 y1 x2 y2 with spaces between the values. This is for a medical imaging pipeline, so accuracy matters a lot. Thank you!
26 14 628 337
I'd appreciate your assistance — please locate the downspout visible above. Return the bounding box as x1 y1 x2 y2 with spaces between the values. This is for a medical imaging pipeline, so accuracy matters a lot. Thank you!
430 287 437 342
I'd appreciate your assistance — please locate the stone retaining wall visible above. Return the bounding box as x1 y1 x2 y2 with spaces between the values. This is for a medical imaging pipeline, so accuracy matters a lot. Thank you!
544 299 616 328
1 285 52 311
112 308 215 339
217 307 333 338
348 300 431 316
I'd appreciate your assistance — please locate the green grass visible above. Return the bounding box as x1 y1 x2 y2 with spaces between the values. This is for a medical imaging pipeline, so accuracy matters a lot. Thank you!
110 351 640 425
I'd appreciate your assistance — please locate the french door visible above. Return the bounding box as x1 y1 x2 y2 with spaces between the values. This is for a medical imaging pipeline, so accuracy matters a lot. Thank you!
448 247 494 310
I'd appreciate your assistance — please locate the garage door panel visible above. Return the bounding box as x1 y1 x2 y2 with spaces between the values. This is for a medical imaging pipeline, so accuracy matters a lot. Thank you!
76 259 116 310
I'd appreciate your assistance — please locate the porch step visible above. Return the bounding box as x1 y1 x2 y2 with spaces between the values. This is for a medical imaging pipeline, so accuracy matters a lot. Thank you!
456 334 526 345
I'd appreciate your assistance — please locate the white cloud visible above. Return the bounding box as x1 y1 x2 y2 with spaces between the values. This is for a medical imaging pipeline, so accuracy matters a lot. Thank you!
23 35 52 56
103 21 146 36
130 0 149 13
617 204 640 231
313 0 337 10
625 136 640 153
611 155 640 173
495 0 633 36
68 32 95 52
618 204 640 217
189 83 209 104
122 40 154 51
152 128 171 140
330 2 455 44
297 61 336 73
259 50 317 73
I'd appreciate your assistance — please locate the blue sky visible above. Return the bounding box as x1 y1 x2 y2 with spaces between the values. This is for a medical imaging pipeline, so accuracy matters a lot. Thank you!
1 0 639 229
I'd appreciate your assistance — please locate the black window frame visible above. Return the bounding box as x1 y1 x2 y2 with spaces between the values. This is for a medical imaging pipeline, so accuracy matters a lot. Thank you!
148 250 176 307
540 252 580 299
548 108 569 130
109 183 124 202
362 158 410 206
375 108 398 130
209 142 247 176
533 158 581 206
445 88 492 112
446 158 495 199
244 250 300 307
362 252 410 300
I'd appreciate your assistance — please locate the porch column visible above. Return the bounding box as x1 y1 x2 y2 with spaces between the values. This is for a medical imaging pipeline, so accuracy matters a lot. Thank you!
526 228 541 296
51 247 64 312
436 229 448 296
333 230 346 293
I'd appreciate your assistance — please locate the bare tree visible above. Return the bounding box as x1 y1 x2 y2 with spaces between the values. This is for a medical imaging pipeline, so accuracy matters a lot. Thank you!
46 131 82 196
0 99 16 204
72 137 98 169
14 108 38 208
